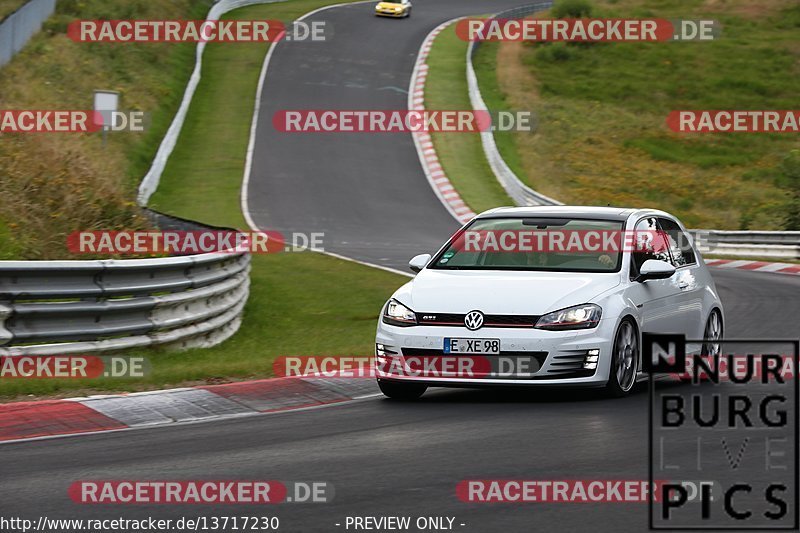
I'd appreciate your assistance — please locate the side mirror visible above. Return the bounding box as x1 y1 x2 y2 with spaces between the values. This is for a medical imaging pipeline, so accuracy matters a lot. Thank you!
636 259 675 282
408 253 431 273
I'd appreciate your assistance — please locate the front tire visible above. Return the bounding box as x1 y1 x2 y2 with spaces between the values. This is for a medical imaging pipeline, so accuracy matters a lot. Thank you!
605 318 639 397
378 379 427 400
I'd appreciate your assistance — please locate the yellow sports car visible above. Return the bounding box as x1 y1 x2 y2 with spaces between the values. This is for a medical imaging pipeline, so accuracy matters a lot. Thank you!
375 0 412 18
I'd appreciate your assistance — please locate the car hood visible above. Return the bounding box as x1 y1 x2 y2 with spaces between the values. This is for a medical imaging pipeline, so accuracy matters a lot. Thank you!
394 269 621 315
376 2 403 7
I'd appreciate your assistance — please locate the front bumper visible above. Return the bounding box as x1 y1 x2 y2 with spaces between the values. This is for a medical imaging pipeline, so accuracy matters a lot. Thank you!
375 9 406 17
375 320 617 387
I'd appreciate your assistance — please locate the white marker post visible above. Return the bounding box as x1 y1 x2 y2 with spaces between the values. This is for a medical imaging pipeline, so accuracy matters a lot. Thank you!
93 90 119 146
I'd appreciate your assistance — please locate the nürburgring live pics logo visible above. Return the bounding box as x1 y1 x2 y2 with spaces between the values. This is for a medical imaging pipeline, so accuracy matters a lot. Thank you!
646 334 798 530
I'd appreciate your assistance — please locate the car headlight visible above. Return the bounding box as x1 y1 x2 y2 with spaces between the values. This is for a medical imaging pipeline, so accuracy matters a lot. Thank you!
382 299 417 327
534 304 602 331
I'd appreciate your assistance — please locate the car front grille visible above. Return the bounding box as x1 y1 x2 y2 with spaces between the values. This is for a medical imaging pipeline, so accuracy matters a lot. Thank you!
396 349 597 380
415 313 540 328
399 348 548 380
401 348 547 363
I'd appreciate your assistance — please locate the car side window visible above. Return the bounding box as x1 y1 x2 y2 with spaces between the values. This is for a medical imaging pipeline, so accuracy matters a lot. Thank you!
658 218 697 267
630 217 671 277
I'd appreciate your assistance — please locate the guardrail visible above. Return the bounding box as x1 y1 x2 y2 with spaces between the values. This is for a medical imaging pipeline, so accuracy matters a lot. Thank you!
0 0 280 355
0 213 251 356
0 0 56 68
691 230 800 260
467 3 800 260
138 0 285 205
466 2 559 207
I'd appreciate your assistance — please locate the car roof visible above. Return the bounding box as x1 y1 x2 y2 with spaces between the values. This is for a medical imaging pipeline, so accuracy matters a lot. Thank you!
475 205 676 223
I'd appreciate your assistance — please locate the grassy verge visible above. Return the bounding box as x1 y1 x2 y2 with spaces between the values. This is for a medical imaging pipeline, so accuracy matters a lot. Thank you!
472 40 529 189
423 23 513 214
0 0 25 21
470 0 800 230
0 0 212 259
0 0 406 401
150 0 366 224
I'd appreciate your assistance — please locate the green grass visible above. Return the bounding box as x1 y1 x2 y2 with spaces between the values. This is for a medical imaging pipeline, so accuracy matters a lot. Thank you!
0 0 25 21
150 0 366 224
0 0 407 401
472 41 530 190
0 252 401 400
145 1 408 394
467 0 800 230
0 0 210 259
423 24 513 213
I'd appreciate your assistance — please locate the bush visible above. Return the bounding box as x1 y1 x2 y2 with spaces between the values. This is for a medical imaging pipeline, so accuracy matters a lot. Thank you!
0 135 150 259
535 42 575 62
551 0 593 19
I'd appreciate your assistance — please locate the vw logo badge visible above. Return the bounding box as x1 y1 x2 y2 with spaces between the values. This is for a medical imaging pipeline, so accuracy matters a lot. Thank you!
464 310 484 331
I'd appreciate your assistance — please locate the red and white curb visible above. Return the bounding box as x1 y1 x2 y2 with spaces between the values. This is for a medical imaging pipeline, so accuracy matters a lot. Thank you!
409 19 475 226
0 377 378 443
704 259 800 276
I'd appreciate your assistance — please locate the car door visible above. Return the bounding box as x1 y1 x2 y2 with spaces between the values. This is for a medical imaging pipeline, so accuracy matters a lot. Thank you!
657 216 704 338
625 216 686 334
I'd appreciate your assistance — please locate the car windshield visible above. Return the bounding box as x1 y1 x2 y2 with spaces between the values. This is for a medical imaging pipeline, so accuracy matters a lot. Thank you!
430 217 625 272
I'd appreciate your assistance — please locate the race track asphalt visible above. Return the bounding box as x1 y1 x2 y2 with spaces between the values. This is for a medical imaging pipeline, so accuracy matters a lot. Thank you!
245 0 542 270
2 2 798 532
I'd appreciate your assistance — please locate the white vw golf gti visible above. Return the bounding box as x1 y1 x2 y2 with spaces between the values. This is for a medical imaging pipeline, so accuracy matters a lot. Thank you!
375 206 724 399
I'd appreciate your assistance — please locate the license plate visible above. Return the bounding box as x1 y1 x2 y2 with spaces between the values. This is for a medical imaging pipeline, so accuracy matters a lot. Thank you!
443 338 500 355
